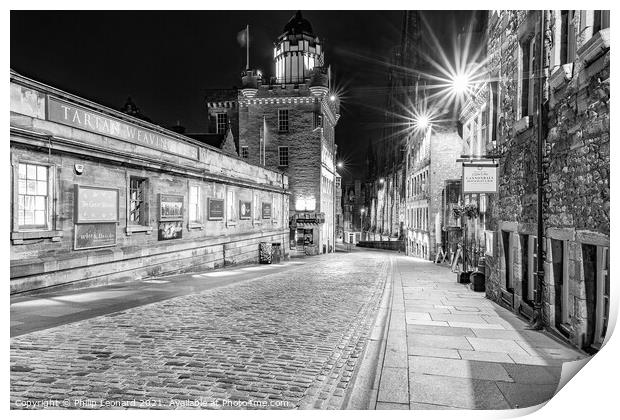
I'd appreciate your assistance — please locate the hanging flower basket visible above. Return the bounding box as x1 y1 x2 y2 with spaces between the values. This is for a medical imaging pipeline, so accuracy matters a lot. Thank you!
452 204 479 219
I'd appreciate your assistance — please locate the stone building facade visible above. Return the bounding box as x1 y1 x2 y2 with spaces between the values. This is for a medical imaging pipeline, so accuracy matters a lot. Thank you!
10 71 289 295
404 118 463 261
462 10 610 352
207 12 339 256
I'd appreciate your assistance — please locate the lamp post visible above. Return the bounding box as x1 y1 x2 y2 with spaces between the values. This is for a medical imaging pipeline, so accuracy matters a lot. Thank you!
334 161 343 252
360 208 365 242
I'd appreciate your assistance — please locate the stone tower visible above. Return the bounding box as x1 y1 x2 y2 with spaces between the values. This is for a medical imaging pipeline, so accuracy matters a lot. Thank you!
236 11 340 256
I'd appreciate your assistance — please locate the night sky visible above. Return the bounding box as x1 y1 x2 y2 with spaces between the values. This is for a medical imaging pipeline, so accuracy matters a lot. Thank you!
11 10 472 180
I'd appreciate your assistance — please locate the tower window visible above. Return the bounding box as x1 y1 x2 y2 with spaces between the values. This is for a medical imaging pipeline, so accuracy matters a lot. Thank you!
216 113 227 134
241 146 249 159
278 109 289 133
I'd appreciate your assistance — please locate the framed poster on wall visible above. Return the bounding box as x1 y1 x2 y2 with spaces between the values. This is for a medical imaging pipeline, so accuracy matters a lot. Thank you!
74 185 119 223
207 198 225 220
159 194 184 221
158 221 183 240
239 200 252 220
262 202 272 219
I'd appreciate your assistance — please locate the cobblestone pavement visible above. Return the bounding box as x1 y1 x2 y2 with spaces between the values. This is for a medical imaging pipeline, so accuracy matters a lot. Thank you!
10 250 389 410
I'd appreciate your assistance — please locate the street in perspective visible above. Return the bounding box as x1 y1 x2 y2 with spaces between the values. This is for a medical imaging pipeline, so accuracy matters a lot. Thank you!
10 8 610 411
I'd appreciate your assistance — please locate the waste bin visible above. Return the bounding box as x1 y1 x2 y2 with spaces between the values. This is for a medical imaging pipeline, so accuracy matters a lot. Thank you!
259 242 272 264
271 243 281 264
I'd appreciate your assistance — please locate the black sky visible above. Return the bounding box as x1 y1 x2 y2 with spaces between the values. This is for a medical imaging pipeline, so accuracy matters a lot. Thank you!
11 10 471 180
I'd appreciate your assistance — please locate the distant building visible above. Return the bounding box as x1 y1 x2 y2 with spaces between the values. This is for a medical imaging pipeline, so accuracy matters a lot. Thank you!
403 82 463 261
335 171 343 241
208 11 340 256
342 179 366 244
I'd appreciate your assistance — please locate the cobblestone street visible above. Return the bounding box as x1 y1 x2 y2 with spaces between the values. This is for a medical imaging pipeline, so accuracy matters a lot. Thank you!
10 251 389 410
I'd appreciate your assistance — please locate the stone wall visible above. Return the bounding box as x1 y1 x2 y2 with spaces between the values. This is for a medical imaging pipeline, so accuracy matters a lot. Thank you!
482 11 609 350
10 74 289 294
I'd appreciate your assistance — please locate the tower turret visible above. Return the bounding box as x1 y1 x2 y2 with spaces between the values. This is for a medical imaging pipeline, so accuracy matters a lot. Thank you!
274 11 324 85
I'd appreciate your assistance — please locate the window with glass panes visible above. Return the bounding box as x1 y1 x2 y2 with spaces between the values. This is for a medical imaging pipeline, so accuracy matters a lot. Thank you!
129 177 147 225
189 185 200 222
216 113 227 134
278 109 289 132
279 146 289 167
17 163 48 229
241 146 249 159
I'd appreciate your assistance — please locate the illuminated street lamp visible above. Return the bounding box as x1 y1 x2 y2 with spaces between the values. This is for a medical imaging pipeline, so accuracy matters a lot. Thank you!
330 94 336 102
379 178 385 184
337 161 343 169
414 114 431 130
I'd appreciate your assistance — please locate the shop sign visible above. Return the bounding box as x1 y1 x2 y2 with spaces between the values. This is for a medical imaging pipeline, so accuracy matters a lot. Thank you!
207 198 224 220
262 202 272 219
47 97 199 160
158 221 183 241
159 194 183 221
239 200 252 220
74 223 117 250
462 162 499 194
75 185 119 223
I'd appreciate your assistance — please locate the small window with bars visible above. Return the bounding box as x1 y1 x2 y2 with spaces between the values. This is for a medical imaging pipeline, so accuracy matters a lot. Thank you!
241 146 249 159
17 163 49 229
216 113 227 134
278 146 289 167
278 109 289 132
313 111 323 129
129 177 148 225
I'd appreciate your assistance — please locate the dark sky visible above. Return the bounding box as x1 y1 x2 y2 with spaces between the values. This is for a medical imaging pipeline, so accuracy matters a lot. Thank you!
11 10 473 179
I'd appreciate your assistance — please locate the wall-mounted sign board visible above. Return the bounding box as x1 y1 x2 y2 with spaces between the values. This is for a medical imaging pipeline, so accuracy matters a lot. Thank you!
47 97 199 160
207 198 224 220
159 194 184 221
262 202 272 219
74 223 117 250
74 185 119 223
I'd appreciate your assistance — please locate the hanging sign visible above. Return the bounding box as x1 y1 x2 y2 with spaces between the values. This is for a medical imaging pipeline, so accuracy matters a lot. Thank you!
462 162 499 194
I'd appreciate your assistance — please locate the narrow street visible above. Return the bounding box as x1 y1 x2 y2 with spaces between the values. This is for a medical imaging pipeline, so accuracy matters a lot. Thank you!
10 249 587 410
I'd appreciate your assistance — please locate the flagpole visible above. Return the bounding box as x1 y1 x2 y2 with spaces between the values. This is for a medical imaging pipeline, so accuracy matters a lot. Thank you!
246 24 250 70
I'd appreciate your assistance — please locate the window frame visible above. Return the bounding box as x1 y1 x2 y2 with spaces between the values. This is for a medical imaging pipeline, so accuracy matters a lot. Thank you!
16 162 52 231
241 146 249 159
278 109 289 133
216 112 228 134
594 246 610 347
125 174 152 235
278 146 289 167
187 183 203 229
226 187 236 226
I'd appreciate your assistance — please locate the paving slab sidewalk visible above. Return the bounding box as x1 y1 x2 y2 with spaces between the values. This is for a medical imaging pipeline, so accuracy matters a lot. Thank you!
372 255 588 410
